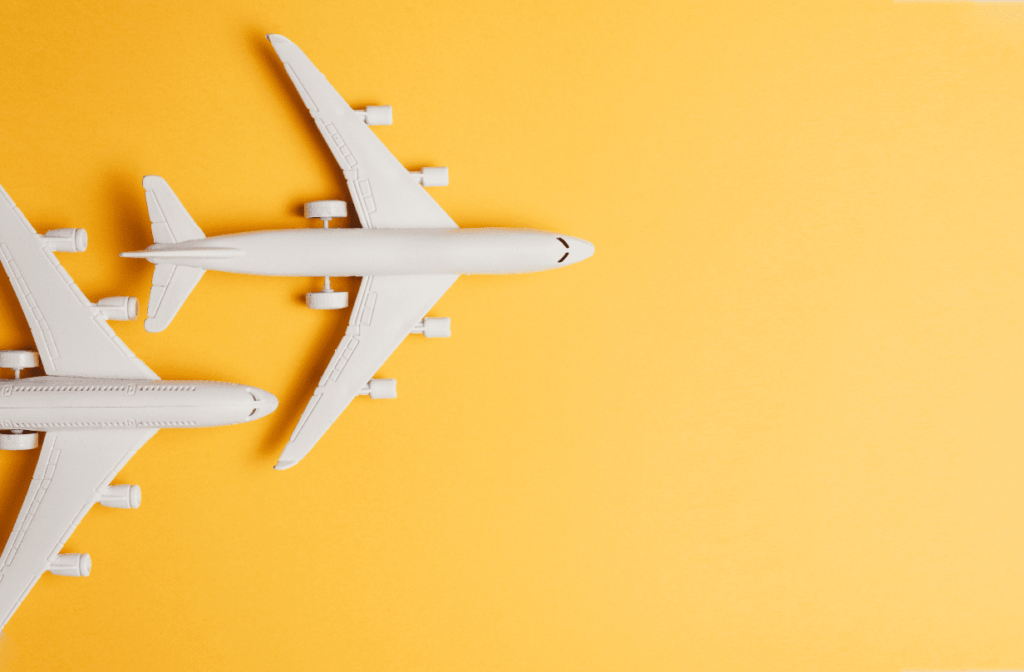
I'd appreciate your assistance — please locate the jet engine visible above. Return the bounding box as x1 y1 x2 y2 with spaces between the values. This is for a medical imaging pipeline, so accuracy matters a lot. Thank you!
356 105 393 126
360 378 397 399
100 484 142 509
0 430 39 451
411 317 451 338
49 553 91 577
95 296 139 321
410 167 449 187
39 228 88 253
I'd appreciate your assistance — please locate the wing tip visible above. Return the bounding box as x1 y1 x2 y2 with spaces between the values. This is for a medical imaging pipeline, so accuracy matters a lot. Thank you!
0 183 16 208
274 458 297 471
143 317 167 333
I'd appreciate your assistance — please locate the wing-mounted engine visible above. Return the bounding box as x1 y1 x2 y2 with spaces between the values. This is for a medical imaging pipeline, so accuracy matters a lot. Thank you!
39 228 88 253
0 430 39 450
48 553 91 577
99 484 141 509
359 378 397 399
95 296 139 321
355 105 392 126
409 167 449 187
410 317 451 338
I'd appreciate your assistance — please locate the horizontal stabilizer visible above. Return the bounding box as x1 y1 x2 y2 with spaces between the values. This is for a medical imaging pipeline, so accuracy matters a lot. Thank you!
143 175 205 243
144 264 203 333
133 177 208 332
144 264 205 332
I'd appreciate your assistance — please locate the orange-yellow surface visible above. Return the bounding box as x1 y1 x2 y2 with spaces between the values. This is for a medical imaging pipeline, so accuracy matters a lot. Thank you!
2 1 1024 670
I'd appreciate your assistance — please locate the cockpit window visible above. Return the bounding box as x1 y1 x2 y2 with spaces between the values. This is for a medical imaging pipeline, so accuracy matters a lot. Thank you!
557 237 569 248
557 237 569 262
557 252 568 263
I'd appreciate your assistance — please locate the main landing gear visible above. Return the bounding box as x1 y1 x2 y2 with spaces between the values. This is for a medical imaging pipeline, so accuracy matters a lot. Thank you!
304 200 350 310
0 350 39 379
0 350 41 449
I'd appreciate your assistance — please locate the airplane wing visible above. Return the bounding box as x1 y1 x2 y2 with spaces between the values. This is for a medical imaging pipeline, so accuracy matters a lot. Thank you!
0 428 158 629
267 34 458 231
276 274 458 469
0 184 157 380
265 35 460 469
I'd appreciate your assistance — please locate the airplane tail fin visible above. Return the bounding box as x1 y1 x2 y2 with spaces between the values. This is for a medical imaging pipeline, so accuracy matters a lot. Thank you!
139 176 206 332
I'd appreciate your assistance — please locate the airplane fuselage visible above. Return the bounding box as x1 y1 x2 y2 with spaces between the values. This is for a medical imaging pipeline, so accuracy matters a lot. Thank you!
0 377 277 432
126 227 595 277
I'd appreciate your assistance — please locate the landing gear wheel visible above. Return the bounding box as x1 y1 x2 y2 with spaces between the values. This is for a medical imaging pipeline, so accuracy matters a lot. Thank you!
0 430 39 451
304 200 348 220
0 350 39 378
306 291 349 310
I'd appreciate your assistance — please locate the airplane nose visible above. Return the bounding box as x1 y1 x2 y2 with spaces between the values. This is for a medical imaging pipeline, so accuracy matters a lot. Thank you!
570 237 595 263
247 388 279 421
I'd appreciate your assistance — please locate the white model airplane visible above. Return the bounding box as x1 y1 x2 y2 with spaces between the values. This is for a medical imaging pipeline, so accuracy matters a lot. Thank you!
121 34 594 470
0 184 278 630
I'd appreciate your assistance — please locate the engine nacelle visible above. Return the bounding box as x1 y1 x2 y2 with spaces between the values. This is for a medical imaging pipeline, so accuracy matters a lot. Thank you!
410 167 449 187
95 296 139 321
360 378 397 399
39 228 88 253
49 553 91 577
0 430 39 451
100 484 141 509
411 317 451 338
356 105 393 126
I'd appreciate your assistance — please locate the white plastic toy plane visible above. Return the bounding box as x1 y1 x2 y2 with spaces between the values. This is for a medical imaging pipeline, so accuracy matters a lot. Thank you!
121 34 594 470
0 184 278 630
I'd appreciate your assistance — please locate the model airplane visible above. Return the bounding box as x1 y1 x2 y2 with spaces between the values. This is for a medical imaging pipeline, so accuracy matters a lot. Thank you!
121 34 594 470
0 184 278 630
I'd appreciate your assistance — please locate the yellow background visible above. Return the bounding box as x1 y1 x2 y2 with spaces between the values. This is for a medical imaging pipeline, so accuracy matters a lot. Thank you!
1 0 1024 669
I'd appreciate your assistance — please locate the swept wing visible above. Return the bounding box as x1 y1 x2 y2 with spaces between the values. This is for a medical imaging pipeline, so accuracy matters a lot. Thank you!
0 185 157 380
0 430 157 628
267 35 458 468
